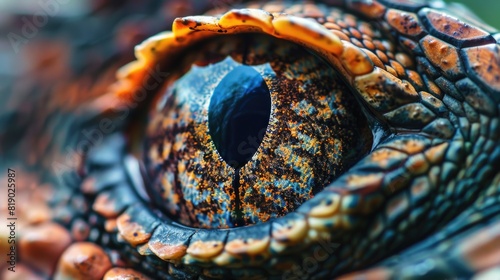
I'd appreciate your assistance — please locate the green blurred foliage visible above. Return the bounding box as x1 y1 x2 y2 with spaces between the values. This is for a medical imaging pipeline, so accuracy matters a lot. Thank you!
445 0 500 29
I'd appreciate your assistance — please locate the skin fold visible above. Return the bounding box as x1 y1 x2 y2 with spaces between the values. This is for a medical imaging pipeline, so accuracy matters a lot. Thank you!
1 0 499 279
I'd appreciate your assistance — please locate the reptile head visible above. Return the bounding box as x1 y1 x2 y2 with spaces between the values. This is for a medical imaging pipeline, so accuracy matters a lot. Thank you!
4 1 500 279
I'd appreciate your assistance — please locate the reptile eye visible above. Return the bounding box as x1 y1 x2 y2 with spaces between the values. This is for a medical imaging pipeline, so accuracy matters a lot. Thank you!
142 34 373 228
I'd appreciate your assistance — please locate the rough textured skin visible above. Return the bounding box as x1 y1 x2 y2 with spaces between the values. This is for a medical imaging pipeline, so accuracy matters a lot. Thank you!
1 0 499 279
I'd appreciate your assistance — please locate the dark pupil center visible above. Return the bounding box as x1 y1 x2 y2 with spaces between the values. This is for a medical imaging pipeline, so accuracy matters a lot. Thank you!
208 65 271 168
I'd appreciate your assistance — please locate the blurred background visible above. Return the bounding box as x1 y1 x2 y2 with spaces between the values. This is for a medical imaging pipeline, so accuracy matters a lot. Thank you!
445 0 500 28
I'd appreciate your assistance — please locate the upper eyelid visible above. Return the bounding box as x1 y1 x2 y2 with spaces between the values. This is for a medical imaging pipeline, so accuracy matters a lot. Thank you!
114 12 387 152
112 6 427 137
113 9 355 107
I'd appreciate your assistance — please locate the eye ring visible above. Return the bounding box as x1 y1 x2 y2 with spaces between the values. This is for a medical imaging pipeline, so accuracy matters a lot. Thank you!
92 8 379 271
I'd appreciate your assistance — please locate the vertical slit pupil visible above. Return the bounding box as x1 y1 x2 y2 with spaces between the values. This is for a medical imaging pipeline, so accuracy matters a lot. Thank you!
208 65 271 169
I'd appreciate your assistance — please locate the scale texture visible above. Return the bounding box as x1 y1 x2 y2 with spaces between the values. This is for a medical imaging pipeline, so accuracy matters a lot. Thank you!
0 0 499 279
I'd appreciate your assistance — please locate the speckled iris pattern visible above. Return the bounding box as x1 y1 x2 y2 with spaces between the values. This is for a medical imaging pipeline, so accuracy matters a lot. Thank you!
144 34 371 228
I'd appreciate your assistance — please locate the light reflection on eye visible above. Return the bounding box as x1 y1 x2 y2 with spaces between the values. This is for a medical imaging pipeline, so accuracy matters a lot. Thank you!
142 33 373 229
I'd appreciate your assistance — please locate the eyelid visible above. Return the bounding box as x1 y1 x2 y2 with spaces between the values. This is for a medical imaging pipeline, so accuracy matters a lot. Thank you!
111 8 375 111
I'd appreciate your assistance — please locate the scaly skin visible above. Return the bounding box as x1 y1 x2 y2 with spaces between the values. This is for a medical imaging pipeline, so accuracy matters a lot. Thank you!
1 1 499 279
